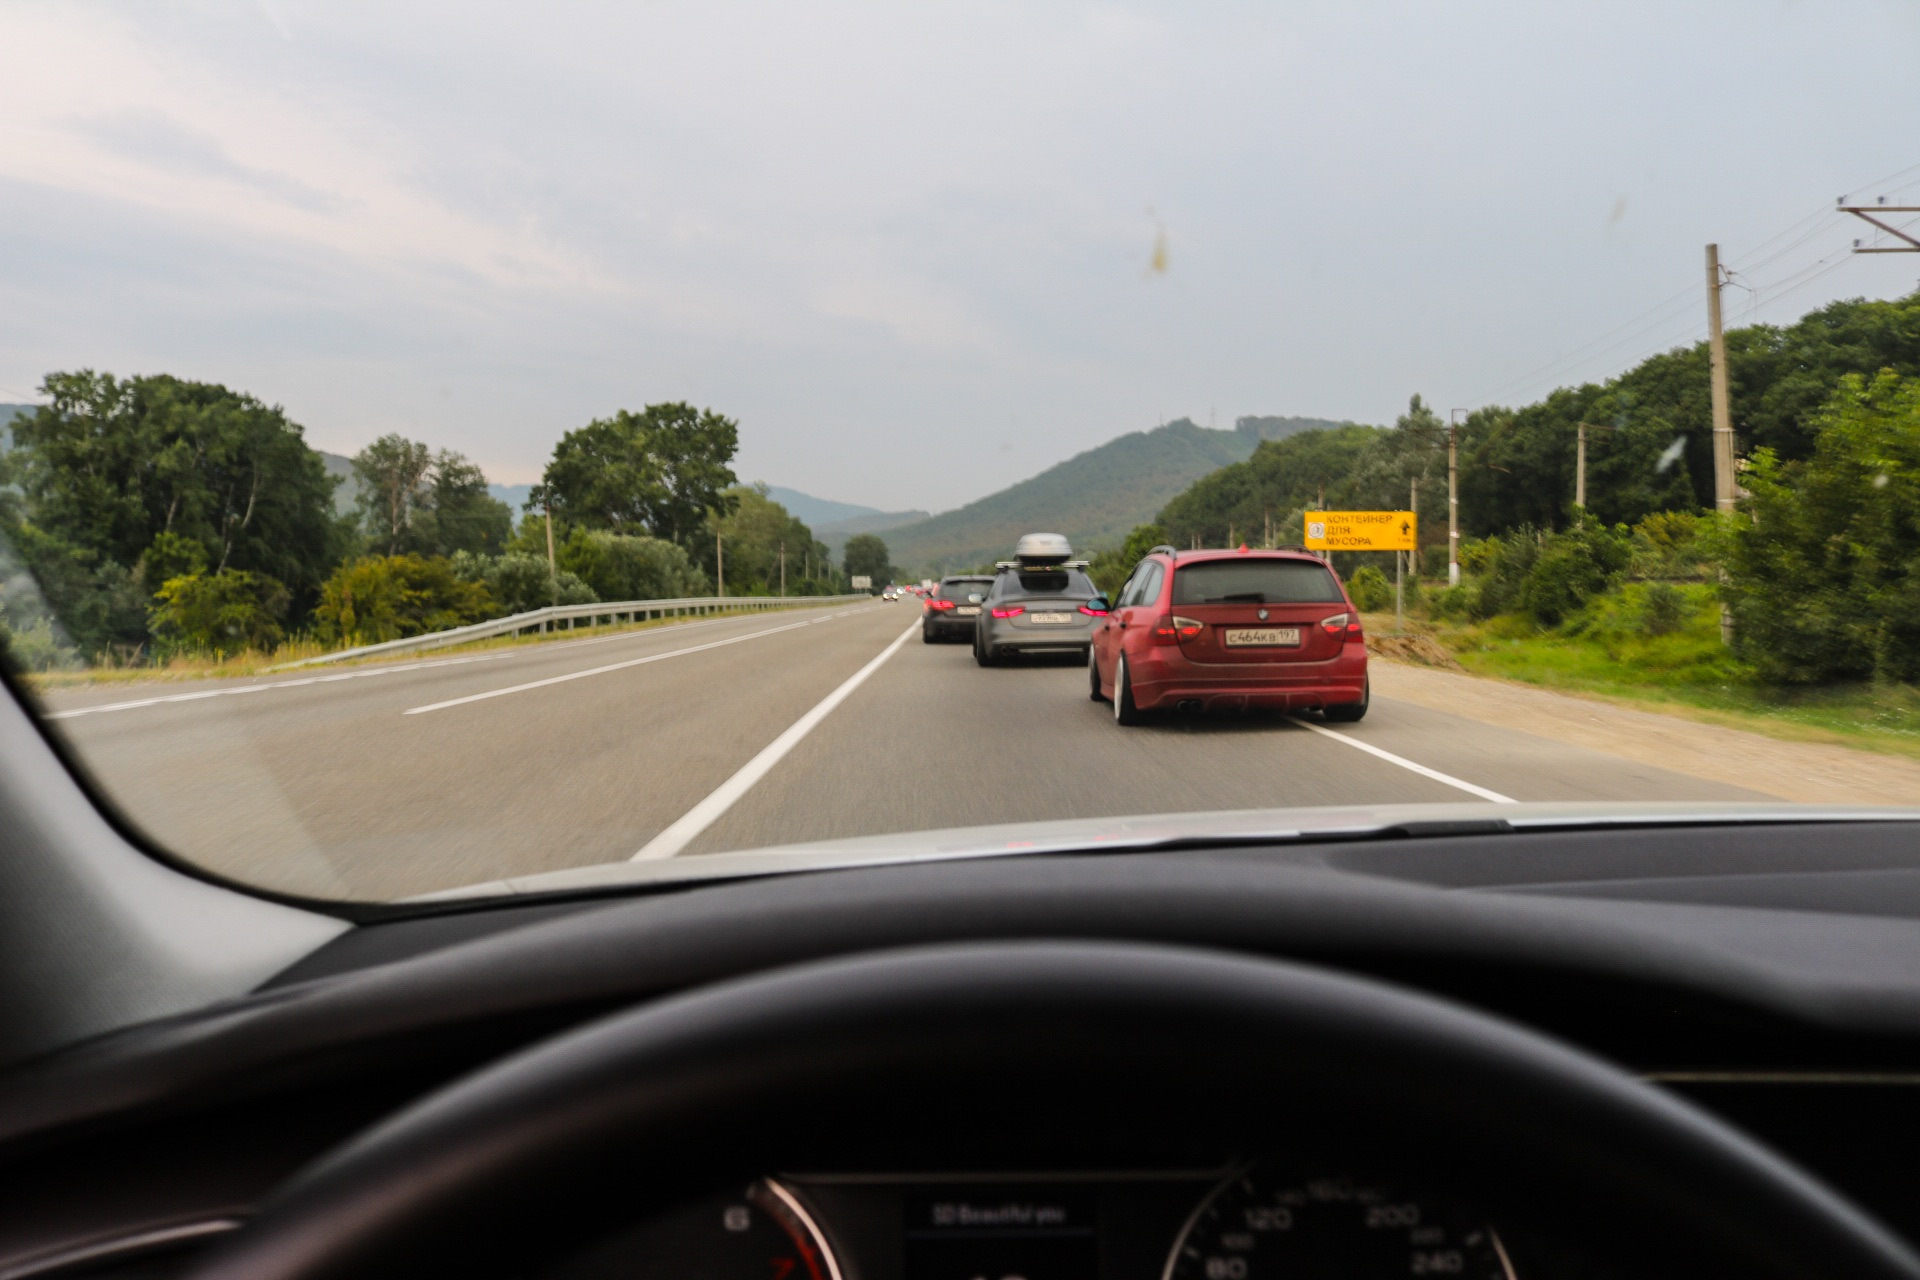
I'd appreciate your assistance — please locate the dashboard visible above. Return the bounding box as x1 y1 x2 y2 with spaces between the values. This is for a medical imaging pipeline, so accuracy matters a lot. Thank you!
10 819 1920 1279
555 1169 1519 1280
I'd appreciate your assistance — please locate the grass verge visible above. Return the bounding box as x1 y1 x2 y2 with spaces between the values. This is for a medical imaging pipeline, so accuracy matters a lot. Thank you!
1362 588 1920 762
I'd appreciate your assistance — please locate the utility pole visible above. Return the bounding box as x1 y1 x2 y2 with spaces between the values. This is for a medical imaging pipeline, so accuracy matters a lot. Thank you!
1705 244 1736 515
1575 421 1587 510
779 542 786 597
543 502 558 609
716 533 724 598
1448 409 1464 587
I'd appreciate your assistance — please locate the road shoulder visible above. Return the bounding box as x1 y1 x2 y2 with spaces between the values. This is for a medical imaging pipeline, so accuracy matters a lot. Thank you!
1369 658 1920 806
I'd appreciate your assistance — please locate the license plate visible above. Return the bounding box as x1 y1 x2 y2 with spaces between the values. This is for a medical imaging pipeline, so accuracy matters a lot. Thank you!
954 606 979 616
1028 611 1075 625
1225 627 1301 647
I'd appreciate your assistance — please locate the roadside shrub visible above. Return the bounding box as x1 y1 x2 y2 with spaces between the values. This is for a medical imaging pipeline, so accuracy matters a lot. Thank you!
566 532 708 602
1517 518 1632 627
312 554 494 645
1469 528 1541 620
1638 581 1687 637
1726 371 1920 684
1426 583 1479 621
451 551 596 614
149 570 291 657
1346 565 1392 612
1630 511 1712 580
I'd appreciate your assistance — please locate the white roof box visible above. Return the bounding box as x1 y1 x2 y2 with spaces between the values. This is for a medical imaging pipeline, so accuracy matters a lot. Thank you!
1014 532 1073 566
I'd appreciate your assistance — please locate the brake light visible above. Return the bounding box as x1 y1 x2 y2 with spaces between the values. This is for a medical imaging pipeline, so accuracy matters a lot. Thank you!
991 605 1024 619
1320 612 1363 635
1078 602 1107 616
1152 615 1204 642
927 599 956 610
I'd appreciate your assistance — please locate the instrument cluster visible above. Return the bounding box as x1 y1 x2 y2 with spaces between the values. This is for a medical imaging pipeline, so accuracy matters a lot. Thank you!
545 1166 1521 1280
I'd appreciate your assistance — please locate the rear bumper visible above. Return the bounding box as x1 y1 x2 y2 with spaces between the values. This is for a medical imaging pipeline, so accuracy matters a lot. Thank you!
1127 641 1367 711
982 617 1096 652
924 615 978 637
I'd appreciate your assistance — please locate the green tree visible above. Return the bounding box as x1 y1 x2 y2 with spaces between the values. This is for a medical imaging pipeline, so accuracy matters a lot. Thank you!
9 372 346 621
149 570 290 658
312 554 495 645
529 402 739 545
352 434 433 555
701 485 827 595
1087 523 1168 595
355 438 512 557
1725 371 1920 683
842 533 892 589
417 451 513 556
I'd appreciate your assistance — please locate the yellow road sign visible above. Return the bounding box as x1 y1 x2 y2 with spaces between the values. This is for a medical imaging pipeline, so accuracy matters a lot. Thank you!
1303 510 1417 551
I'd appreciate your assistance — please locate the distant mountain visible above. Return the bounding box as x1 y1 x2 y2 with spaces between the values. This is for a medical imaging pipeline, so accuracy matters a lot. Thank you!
881 415 1357 573
756 484 929 556
489 483 535 515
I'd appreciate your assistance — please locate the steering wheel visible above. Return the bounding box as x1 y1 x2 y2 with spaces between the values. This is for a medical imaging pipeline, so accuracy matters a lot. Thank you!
185 941 1920 1280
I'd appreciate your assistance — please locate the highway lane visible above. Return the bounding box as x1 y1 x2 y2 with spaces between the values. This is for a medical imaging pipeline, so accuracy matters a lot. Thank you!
39 600 1768 901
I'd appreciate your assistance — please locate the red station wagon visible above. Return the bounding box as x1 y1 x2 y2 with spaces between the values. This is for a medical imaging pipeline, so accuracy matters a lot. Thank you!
1088 545 1369 725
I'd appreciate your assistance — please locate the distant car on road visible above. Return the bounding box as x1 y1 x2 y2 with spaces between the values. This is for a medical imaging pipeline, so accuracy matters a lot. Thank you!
882 587 899 601
973 533 1104 666
922 575 995 643
1088 545 1368 725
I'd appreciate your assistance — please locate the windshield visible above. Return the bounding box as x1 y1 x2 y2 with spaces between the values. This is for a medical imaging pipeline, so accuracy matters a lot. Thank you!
2 5 1917 904
1173 561 1344 606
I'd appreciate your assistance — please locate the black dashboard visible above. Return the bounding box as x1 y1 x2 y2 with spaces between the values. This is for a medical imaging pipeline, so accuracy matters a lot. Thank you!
8 819 1920 1279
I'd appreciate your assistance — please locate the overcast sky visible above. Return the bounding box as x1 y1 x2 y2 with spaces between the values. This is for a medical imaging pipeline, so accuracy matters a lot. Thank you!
2 1 1917 512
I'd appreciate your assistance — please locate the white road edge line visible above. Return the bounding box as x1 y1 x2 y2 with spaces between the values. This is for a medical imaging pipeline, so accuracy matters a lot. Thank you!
404 618 826 715
1285 715 1518 804
632 619 920 861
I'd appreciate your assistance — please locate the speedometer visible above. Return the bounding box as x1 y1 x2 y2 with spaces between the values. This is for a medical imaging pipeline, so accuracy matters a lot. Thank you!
1164 1168 1515 1280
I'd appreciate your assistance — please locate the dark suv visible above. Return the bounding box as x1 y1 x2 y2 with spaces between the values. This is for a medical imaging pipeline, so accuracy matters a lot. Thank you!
922 575 995 643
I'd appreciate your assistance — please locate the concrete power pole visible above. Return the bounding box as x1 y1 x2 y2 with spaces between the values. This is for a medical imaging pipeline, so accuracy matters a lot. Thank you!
1448 409 1464 587
779 542 786 597
543 503 559 610
716 533 725 598
1705 244 1736 515
1575 421 1587 510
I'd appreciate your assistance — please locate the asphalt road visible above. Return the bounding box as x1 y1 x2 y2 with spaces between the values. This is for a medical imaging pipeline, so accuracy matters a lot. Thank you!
39 600 1768 901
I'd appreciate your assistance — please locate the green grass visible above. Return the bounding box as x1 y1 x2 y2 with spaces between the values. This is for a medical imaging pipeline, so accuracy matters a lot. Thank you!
1400 583 1920 761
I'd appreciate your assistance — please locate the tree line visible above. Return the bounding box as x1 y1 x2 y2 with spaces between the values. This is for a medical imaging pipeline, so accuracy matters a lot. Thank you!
0 376 857 667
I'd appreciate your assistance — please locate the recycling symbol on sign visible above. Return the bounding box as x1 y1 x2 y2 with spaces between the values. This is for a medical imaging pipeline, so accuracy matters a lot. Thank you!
1308 521 1326 540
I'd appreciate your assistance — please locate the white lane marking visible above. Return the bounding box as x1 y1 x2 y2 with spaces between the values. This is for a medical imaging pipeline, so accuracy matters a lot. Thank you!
406 618 820 714
1286 715 1517 804
45 606 873 721
632 619 920 860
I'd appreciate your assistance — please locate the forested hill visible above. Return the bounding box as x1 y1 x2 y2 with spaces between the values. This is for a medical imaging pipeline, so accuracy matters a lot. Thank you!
885 414 1354 573
1152 290 1920 554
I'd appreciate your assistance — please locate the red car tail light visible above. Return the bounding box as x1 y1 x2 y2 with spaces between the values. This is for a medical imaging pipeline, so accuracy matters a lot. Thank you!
991 605 1024 619
927 599 956 611
1078 602 1107 616
1320 612 1363 635
1152 615 1203 642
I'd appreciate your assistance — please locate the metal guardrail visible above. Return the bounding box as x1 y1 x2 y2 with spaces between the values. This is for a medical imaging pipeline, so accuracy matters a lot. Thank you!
267 593 874 671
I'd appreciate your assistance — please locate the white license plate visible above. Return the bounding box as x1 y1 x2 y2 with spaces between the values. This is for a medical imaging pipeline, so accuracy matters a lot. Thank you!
1028 611 1075 625
1225 627 1301 647
954 606 979 616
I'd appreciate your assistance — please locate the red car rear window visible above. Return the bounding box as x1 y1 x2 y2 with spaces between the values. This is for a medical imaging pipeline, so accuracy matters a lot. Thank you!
1172 560 1344 605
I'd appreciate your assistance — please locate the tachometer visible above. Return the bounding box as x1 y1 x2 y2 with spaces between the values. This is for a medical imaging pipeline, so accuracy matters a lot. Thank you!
1164 1169 1514 1280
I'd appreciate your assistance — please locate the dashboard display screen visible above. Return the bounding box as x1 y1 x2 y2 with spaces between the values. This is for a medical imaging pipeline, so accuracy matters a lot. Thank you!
905 1189 1098 1280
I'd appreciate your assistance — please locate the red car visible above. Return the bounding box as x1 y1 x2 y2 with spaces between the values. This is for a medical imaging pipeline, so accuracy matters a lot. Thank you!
1088 545 1369 725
